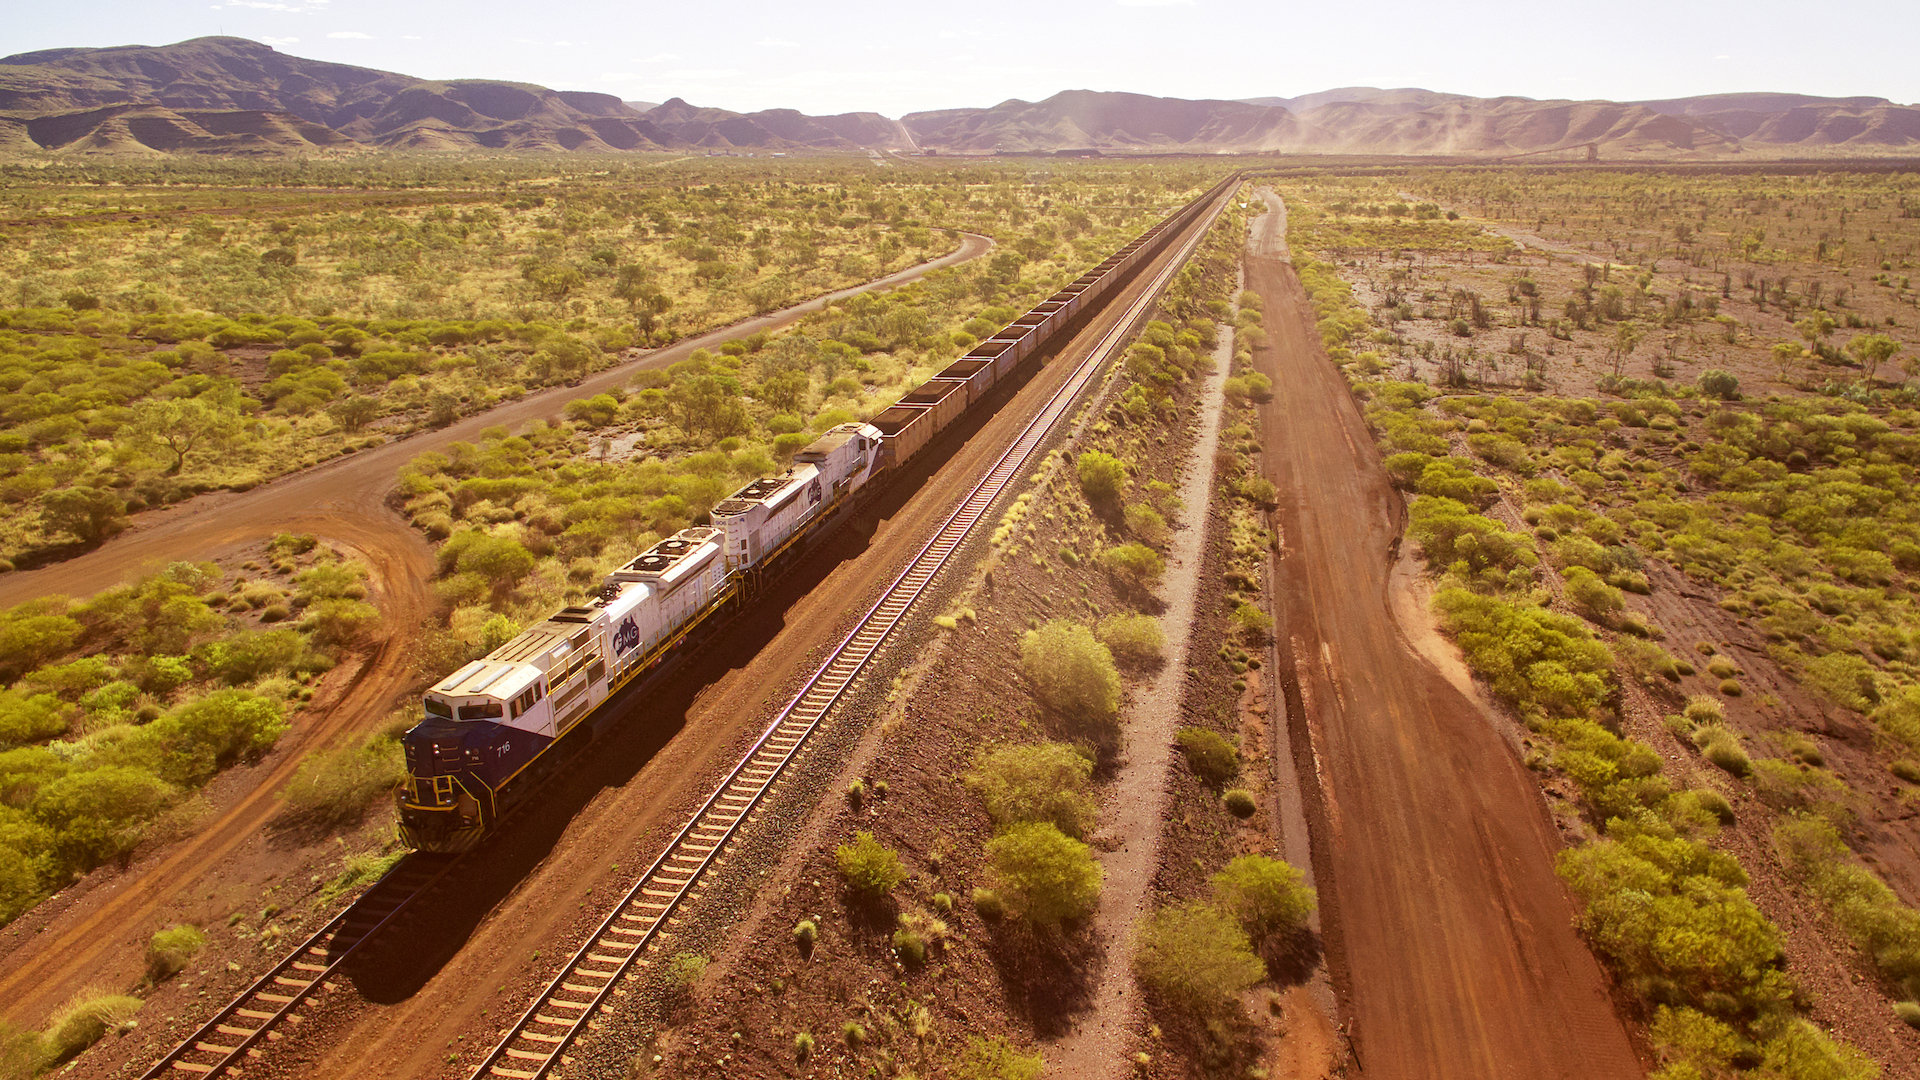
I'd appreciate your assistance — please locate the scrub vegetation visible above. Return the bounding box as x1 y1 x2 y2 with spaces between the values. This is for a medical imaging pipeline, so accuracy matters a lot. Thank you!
1287 170 1920 1077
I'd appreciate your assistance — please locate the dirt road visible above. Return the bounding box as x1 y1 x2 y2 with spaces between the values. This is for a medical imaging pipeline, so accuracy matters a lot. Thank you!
0 233 991 1034
1248 189 1643 1080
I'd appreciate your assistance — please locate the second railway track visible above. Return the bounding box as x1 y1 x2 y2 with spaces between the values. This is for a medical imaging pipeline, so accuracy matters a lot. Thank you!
468 178 1236 1080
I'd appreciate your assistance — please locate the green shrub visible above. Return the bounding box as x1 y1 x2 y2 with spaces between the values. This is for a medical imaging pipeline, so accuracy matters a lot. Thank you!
1211 853 1315 946
794 1031 815 1061
1719 678 1743 697
1756 1018 1876 1080
835 831 905 899
842 1020 866 1047
984 823 1101 927
1558 834 1786 1016
1231 602 1273 642
1076 451 1130 505
971 887 1004 920
1100 542 1165 591
792 919 817 949
277 730 404 828
1432 588 1613 719
1563 566 1626 622
1176 728 1238 787
1694 727 1752 778
40 990 142 1066
1019 621 1121 732
1409 496 1537 578
965 742 1098 839
1894 1001 1920 1030
1124 504 1170 546
1683 695 1724 726
1096 612 1164 666
145 924 206 982
666 952 707 998
1697 370 1740 400
1134 902 1265 1021
950 1035 1045 1080
1222 789 1256 818
892 910 946 969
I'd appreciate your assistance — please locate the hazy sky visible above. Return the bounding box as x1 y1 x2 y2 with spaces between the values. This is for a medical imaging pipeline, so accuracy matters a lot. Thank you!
6 0 1916 117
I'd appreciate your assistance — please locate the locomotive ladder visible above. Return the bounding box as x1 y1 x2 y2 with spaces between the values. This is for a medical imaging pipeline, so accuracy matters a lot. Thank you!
140 853 459 1078
468 180 1235 1080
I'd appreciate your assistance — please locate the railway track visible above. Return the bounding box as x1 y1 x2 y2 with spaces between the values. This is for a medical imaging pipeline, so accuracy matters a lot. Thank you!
140 853 459 1078
466 179 1237 1080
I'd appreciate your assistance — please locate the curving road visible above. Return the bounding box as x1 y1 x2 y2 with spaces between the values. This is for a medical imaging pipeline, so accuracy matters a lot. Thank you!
1248 188 1643 1079
0 232 991 1031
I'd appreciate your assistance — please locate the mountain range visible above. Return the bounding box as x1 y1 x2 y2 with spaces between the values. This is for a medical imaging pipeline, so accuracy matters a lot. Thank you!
1 36 1916 159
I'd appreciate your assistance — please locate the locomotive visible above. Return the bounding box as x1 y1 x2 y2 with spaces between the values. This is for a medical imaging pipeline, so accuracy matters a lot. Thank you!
397 176 1235 852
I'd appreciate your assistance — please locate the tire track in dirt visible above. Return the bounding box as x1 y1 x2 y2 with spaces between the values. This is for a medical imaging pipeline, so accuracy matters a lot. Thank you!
0 234 992 1033
1248 189 1642 1080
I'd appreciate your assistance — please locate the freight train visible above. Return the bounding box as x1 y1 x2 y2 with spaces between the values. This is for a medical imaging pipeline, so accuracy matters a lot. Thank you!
397 176 1236 852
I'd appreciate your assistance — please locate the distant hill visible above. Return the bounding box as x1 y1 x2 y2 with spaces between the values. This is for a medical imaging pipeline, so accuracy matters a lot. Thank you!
1 37 1915 159
0 37 900 155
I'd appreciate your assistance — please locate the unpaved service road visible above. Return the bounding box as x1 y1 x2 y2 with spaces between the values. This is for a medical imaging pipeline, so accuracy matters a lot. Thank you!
1248 190 1643 1080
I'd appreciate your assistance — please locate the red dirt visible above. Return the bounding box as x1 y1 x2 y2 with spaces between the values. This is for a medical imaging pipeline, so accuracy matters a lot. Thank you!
0 234 990 1037
1248 190 1645 1080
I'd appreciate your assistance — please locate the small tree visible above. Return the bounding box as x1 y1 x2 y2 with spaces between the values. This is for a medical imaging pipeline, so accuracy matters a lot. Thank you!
1075 451 1130 506
131 396 240 476
835 830 905 899
1847 333 1900 382
985 822 1102 927
327 395 381 434
1134 902 1265 1021
1019 621 1120 732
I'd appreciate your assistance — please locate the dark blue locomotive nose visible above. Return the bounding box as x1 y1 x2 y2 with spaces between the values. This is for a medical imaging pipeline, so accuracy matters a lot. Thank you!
399 714 555 851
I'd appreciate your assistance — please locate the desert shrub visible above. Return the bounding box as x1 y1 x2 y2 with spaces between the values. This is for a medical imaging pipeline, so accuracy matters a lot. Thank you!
1222 789 1256 818
1124 504 1170 546
950 1035 1044 1080
842 1021 866 1047
1409 496 1537 578
892 909 947 969
835 830 905 899
793 1031 815 1061
277 729 404 828
1557 834 1787 1016
666 952 707 1000
1096 612 1164 666
32 765 178 874
1563 566 1626 623
0 690 70 746
1076 451 1130 506
40 989 142 1067
1774 814 1920 986
1210 854 1316 944
1176 727 1238 787
965 742 1098 839
1432 588 1613 719
1693 726 1752 778
1231 602 1273 643
318 849 404 904
145 924 206 982
1871 688 1920 753
1684 695 1725 726
1616 638 1682 686
1414 458 1498 505
1134 902 1265 1021
1895 1001 1920 1030
972 888 1004 920
792 919 817 949
1019 621 1121 732
1100 542 1165 591
1755 1018 1877 1080
1697 370 1740 400
984 822 1101 927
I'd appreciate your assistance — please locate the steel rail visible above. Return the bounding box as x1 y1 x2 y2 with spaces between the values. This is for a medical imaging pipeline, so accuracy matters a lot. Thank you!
140 853 459 1078
467 178 1237 1080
